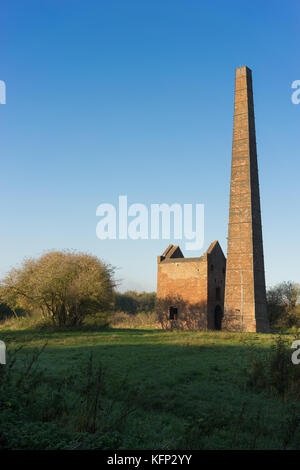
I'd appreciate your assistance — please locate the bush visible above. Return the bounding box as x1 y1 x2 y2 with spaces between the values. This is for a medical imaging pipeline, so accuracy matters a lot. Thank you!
247 334 300 399
267 282 300 330
0 250 115 328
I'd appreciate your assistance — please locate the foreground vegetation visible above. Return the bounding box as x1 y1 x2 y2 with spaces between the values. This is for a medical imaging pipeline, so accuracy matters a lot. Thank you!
0 251 299 449
1 316 300 450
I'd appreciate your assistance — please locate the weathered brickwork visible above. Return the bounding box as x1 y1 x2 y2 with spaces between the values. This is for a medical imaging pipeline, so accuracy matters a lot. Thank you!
156 66 269 333
223 66 270 332
156 241 226 330
206 242 226 330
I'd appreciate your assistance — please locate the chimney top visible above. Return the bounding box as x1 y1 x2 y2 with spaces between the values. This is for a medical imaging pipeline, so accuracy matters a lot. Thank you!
235 65 252 77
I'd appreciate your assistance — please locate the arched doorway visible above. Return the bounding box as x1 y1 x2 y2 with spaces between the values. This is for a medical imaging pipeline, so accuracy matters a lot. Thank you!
214 305 223 330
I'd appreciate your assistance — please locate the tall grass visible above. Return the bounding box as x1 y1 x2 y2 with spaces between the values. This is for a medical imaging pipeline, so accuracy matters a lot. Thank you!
108 311 159 329
0 345 139 450
247 334 300 399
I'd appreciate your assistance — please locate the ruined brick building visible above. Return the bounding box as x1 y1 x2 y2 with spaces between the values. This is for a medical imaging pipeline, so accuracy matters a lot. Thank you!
156 66 270 333
157 241 226 330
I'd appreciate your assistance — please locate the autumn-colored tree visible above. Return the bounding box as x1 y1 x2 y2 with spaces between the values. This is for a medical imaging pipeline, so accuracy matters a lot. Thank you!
267 281 300 329
0 251 115 327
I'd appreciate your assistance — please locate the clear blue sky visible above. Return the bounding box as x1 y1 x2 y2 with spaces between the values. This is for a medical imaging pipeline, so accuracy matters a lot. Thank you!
1 0 299 291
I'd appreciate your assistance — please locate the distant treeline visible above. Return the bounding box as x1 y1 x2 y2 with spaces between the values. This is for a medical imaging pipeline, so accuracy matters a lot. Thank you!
0 249 298 333
0 291 157 322
114 291 156 315
267 281 300 330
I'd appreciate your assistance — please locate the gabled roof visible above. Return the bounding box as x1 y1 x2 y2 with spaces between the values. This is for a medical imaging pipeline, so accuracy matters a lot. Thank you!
162 244 184 259
159 240 225 264
205 240 226 260
205 240 220 254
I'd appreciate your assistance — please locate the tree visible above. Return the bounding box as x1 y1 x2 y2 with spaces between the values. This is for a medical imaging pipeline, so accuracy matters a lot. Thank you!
0 302 23 321
0 251 115 327
267 281 300 329
114 290 156 314
114 292 139 314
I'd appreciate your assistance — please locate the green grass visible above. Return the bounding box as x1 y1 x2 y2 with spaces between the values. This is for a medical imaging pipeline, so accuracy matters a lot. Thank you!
1 323 300 449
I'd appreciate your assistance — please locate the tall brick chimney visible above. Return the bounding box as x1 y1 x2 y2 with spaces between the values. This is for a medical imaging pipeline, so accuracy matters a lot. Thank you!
223 66 270 333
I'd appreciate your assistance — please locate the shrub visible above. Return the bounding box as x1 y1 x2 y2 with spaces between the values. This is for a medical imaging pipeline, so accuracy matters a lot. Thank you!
0 250 115 327
267 282 300 330
247 334 300 399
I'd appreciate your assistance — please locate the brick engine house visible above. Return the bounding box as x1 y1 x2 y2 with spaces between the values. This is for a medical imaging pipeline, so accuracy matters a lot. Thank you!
156 66 270 333
157 241 226 330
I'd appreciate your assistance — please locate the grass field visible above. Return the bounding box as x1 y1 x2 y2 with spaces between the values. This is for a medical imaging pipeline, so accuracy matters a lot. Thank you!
1 321 300 450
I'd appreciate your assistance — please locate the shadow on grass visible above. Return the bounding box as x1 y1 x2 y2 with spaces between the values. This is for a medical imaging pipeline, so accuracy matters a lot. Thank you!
1 326 299 450
0 326 167 344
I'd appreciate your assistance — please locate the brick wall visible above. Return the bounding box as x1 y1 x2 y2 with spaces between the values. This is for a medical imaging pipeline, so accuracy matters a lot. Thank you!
156 241 226 330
